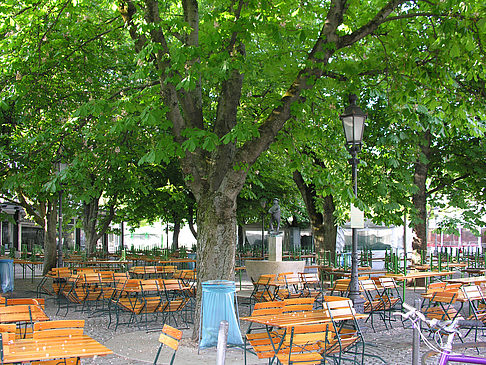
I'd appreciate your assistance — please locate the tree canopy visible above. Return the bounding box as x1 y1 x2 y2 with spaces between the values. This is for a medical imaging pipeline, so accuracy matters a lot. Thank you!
1 0 485 338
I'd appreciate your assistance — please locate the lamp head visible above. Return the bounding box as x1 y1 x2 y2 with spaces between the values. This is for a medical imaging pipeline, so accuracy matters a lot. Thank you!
340 94 367 148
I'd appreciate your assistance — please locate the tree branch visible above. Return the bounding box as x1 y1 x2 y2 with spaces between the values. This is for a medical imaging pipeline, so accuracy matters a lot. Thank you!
338 0 408 48
36 0 71 56
109 80 161 100
427 174 471 196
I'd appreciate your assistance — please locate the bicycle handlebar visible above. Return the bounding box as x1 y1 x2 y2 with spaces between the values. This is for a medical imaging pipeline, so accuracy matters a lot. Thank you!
397 303 485 332
456 319 485 328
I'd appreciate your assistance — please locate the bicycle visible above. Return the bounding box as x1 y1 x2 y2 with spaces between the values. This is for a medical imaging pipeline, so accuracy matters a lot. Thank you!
396 302 486 364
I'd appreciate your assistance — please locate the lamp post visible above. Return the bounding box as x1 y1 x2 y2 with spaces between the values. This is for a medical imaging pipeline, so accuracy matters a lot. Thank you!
260 199 267 259
340 94 367 312
56 162 67 268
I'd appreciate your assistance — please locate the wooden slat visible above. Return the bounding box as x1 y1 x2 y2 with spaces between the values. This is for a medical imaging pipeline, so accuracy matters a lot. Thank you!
3 335 112 363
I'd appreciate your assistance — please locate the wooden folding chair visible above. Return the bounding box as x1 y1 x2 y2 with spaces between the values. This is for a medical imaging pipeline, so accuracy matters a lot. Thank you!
108 279 144 330
420 281 447 308
139 279 163 330
274 272 302 300
359 279 388 331
377 277 402 326
299 272 324 307
319 299 365 365
244 301 286 365
250 274 276 306
329 279 351 297
153 324 182 365
424 289 459 321
31 320 85 365
159 279 190 328
36 267 71 298
460 285 486 342
276 323 331 365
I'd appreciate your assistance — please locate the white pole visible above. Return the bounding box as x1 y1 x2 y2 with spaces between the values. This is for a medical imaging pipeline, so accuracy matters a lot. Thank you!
216 320 229 365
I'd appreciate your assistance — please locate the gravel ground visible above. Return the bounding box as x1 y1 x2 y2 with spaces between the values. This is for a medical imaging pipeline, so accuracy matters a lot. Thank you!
6 266 486 364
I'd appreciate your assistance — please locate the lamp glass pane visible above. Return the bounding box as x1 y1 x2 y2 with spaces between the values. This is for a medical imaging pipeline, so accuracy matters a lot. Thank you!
353 116 365 144
342 116 355 144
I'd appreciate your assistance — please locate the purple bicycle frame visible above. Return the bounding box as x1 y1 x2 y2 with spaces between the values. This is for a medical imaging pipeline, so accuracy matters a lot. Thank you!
439 349 486 364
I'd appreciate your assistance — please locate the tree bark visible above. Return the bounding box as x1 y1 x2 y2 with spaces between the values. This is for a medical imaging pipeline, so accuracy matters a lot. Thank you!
412 130 432 252
192 191 237 339
293 171 337 263
82 198 116 256
172 220 180 250
82 200 100 256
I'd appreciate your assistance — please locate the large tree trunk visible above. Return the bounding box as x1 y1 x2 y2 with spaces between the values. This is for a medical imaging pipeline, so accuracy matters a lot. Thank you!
82 198 116 256
43 201 58 274
82 200 100 256
412 130 432 253
293 171 337 264
191 191 238 339
172 220 180 250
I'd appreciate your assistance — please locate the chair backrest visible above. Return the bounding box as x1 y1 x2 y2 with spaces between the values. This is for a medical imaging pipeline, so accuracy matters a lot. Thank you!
379 277 398 289
331 279 350 292
53 267 71 278
140 279 161 293
113 272 130 282
431 290 457 304
0 325 16 333
359 279 378 292
157 265 176 274
160 279 183 291
425 282 447 294
282 323 333 347
153 324 183 365
276 272 293 281
0 332 15 361
98 271 115 282
159 324 182 350
299 272 320 284
33 320 85 339
444 283 462 292
282 298 315 313
461 284 484 301
324 299 356 321
120 279 142 294
83 272 101 285
251 301 285 316
5 298 45 308
255 274 276 286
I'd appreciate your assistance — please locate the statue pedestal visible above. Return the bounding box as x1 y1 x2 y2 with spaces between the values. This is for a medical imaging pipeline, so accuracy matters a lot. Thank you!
246 235 304 282
268 235 282 261
245 260 306 282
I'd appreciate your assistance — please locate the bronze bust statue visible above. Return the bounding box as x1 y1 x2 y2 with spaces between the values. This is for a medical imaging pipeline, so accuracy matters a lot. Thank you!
268 198 281 235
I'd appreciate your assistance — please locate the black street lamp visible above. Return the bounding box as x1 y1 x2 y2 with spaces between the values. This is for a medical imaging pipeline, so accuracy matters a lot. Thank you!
340 94 367 312
56 162 67 268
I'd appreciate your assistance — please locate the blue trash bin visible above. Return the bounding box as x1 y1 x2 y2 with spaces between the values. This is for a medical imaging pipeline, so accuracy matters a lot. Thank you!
0 259 14 293
199 280 244 349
